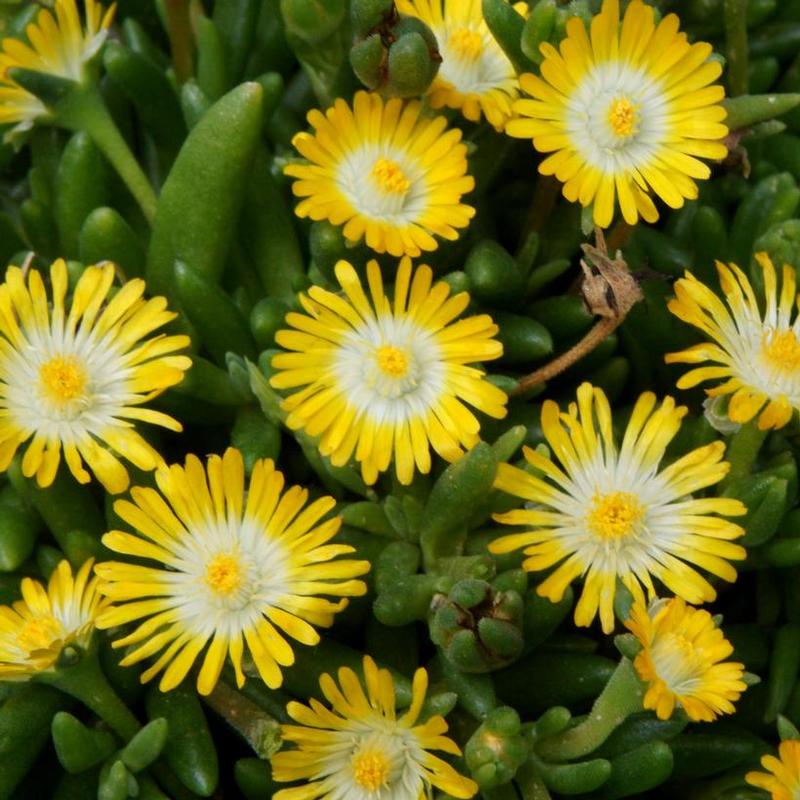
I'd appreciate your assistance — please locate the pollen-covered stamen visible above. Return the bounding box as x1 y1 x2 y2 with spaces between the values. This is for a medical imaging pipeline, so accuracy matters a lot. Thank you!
39 356 88 404
376 345 409 378
370 158 411 196
449 28 483 61
607 97 638 139
352 749 392 791
205 553 243 596
761 328 800 373
587 491 645 540
18 616 63 654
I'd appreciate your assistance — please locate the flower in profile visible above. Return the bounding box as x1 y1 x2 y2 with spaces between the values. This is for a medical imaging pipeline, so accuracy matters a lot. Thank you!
506 0 727 227
270 257 508 486
747 740 800 800
667 253 800 431
0 259 191 494
0 0 116 140
285 90 475 258
0 559 105 681
625 596 746 722
489 383 747 633
95 448 370 695
396 0 524 130
272 655 478 800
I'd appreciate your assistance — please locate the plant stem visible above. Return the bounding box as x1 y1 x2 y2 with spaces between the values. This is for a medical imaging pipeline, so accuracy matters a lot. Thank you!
38 653 140 740
722 420 768 488
724 0 749 97
535 658 644 762
58 87 158 224
165 0 194 84
512 317 620 396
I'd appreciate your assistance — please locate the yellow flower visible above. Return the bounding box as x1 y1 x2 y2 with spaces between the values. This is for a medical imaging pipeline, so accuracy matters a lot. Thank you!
0 259 190 494
747 740 800 800
396 0 525 130
272 655 478 800
270 257 508 486
625 596 746 722
285 90 475 258
667 253 800 431
95 448 370 695
0 559 106 681
506 0 728 227
0 0 116 139
489 383 747 633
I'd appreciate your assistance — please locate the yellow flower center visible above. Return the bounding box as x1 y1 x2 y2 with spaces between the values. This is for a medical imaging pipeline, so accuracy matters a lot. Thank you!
761 329 800 372
587 491 645 540
39 356 87 404
370 158 411 196
607 97 638 138
18 615 62 653
376 345 409 378
449 28 483 61
352 750 391 791
205 554 242 596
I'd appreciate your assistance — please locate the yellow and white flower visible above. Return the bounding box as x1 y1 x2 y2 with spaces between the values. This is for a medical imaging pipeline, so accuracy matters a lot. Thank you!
0 0 116 139
506 0 728 227
625 596 746 722
0 559 106 681
272 655 478 800
667 253 800 431
747 740 800 800
489 383 747 633
270 257 508 486
95 448 370 695
0 259 190 494
396 0 524 130
285 90 475 258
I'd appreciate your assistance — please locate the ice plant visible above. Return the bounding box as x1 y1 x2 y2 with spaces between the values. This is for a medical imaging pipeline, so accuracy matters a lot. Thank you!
489 383 747 633
0 259 190 493
0 559 105 680
396 0 524 129
625 596 746 722
270 257 508 486
0 0 115 140
285 90 475 257
747 740 800 800
271 655 478 799
95 448 370 695
667 253 800 431
506 0 728 227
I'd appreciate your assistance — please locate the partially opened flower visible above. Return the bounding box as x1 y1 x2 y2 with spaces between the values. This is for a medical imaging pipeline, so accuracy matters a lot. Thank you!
489 383 747 633
270 257 508 485
0 0 116 140
0 259 190 493
396 0 524 130
95 448 370 695
667 253 800 431
0 559 106 681
625 596 746 722
285 90 475 257
506 0 728 227
272 655 478 799
747 740 800 800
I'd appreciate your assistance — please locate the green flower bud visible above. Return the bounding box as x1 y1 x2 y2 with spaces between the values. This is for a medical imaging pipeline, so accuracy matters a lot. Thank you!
351 0 395 37
350 34 385 90
465 706 529 789
430 578 525 672
386 31 439 97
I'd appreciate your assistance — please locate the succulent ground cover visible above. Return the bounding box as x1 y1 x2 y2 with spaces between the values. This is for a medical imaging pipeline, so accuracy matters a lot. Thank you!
1 1 800 799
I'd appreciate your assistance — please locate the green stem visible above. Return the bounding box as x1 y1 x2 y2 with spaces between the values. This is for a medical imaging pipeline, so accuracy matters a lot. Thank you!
202 680 282 759
724 0 749 97
535 659 644 762
37 652 140 741
722 420 768 488
57 87 158 224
